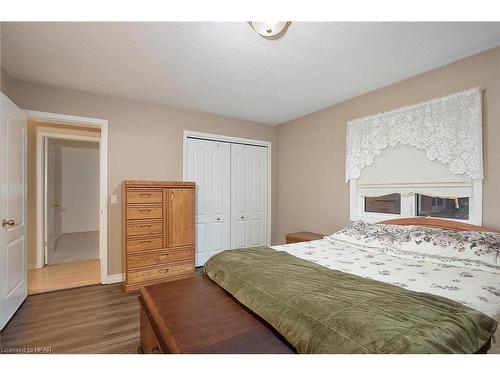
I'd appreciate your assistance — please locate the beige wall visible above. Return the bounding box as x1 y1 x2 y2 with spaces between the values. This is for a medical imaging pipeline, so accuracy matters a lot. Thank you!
275 46 500 244
1 67 12 99
1 21 13 99
1 23 11 99
13 81 276 275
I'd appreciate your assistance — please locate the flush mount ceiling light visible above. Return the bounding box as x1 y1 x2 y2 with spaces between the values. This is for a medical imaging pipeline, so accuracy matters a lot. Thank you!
249 22 291 39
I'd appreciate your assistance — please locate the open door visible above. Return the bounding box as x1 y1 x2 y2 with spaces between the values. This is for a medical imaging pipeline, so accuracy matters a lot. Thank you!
0 93 28 330
43 138 57 265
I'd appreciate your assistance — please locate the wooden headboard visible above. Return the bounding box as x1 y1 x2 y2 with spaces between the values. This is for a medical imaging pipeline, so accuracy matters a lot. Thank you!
378 217 499 233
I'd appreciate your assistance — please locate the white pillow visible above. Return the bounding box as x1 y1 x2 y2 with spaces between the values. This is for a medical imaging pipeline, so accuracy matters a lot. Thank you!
327 221 500 274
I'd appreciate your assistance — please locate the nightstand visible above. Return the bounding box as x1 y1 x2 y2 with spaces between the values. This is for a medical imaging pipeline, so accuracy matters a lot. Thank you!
285 231 325 244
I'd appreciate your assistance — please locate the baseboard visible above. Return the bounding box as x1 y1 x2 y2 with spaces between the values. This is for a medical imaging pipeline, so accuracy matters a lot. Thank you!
106 273 124 284
28 263 39 270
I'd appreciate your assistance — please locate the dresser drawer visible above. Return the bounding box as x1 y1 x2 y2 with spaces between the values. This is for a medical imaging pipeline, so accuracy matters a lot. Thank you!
127 262 194 284
127 189 163 204
127 247 194 269
127 236 163 253
127 206 163 220
127 220 163 237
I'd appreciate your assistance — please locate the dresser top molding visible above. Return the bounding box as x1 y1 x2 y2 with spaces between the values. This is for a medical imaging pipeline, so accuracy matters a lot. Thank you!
124 180 195 187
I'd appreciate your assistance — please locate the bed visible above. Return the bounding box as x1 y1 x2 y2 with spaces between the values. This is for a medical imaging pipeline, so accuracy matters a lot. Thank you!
139 217 499 354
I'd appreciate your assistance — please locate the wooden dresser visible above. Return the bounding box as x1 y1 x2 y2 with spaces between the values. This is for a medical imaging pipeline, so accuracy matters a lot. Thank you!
123 180 195 292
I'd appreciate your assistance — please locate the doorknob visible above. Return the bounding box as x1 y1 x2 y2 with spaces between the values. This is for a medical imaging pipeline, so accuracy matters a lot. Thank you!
240 216 245 219
2 219 15 228
216 217 221 221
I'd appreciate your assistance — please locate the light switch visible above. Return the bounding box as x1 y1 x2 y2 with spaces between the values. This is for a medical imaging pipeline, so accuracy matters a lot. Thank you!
110 194 118 204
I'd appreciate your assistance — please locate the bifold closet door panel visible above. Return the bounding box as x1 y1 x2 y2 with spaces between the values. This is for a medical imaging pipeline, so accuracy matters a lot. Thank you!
230 144 268 249
186 138 231 266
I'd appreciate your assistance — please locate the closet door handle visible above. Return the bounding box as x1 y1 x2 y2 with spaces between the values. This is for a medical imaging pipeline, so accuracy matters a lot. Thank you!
2 219 15 227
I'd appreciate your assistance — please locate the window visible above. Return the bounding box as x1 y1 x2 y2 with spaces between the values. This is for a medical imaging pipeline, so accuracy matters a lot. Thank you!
346 88 482 225
365 194 401 214
349 147 481 224
416 195 469 220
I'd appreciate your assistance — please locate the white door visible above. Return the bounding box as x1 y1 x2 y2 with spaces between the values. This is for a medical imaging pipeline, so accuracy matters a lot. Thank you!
0 93 28 330
230 144 268 249
186 138 231 266
43 138 57 265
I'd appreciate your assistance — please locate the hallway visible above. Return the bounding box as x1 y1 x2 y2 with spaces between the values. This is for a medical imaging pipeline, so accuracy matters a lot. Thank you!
50 231 99 264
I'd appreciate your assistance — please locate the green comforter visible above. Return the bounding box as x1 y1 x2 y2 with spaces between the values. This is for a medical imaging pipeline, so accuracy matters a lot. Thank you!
202 247 497 354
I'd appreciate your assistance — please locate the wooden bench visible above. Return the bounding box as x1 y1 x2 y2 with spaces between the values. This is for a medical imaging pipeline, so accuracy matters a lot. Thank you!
139 276 295 353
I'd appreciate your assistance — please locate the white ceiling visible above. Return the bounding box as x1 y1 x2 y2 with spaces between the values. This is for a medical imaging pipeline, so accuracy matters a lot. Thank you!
3 22 500 125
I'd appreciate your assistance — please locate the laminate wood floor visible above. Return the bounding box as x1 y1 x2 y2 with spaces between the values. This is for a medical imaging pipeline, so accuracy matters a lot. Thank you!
28 259 101 295
0 284 140 354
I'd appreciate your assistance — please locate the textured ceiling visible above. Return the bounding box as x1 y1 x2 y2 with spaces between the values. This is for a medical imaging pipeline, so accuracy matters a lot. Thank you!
2 22 500 125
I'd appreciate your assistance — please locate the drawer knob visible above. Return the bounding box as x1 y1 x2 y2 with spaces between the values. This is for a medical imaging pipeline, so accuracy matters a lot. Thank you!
139 193 151 198
140 225 152 229
139 240 152 244
139 209 151 213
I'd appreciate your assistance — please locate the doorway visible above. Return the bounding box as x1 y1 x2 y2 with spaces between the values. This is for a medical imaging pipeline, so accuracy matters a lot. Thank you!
26 112 108 294
44 138 100 265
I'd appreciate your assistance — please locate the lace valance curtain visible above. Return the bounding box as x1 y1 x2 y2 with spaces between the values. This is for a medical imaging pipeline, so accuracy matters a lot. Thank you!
345 88 483 182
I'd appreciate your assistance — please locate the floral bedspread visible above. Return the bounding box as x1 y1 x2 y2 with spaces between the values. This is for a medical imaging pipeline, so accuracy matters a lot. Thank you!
272 239 500 319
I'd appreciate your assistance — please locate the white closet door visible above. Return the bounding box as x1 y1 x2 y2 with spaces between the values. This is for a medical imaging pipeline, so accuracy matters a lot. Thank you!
231 144 268 249
186 138 231 266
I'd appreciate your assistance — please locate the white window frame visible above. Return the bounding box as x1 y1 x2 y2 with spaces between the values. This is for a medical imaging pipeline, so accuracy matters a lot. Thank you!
349 179 483 225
